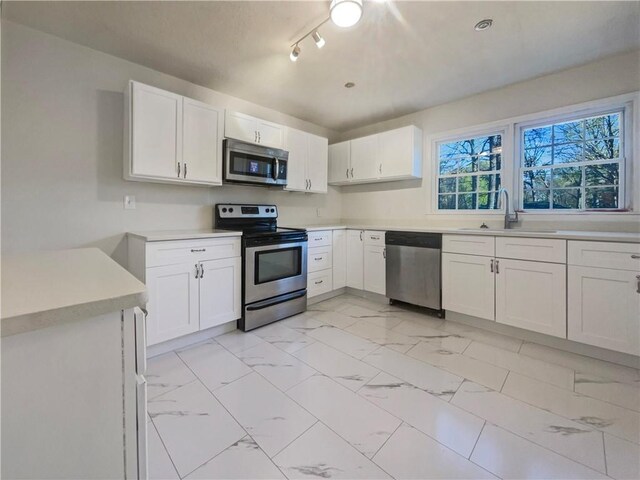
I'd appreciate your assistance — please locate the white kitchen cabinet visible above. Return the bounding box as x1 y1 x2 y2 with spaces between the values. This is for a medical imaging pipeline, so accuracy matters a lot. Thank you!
145 262 199 345
350 134 380 182
347 229 364 289
364 245 386 295
442 252 495 321
328 141 351 185
128 81 182 180
284 128 328 193
182 97 224 184
495 258 566 338
332 229 347 289
125 80 224 186
377 126 422 180
199 257 242 330
225 110 284 149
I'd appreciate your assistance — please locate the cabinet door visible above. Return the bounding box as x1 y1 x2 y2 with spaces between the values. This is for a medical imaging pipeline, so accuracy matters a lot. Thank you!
225 111 258 144
131 82 182 179
495 258 566 338
378 126 422 179
364 245 386 295
283 127 308 192
442 253 495 320
332 230 347 289
182 98 223 184
145 263 199 346
328 141 351 185
257 119 284 149
307 134 328 193
199 257 241 330
346 230 364 289
568 266 640 355
350 135 379 182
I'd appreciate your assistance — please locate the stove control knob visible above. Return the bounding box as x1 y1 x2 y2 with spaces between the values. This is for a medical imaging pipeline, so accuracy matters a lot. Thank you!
222 208 227 213
229 207 234 213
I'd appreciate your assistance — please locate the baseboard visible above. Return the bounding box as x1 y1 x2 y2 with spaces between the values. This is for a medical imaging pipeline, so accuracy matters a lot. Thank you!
146 320 237 358
345 287 389 305
308 288 347 305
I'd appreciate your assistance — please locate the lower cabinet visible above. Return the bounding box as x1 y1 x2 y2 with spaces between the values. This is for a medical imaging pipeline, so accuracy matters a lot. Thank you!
332 229 347 289
346 230 364 289
495 258 566 338
442 253 495 321
199 257 242 330
364 245 386 295
568 266 640 355
308 269 333 297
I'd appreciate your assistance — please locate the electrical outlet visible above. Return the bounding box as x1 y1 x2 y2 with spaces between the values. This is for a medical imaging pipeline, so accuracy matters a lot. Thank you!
316 208 324 217
124 195 136 210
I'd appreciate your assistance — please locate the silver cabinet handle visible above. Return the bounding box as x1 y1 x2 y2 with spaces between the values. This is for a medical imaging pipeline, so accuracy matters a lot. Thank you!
495 260 500 274
379 164 382 174
200 264 204 279
350 167 354 177
309 179 312 190
632 255 640 259
177 162 181 178
360 231 363 241
184 162 187 178
191 248 206 253
346 168 349 179
383 247 386 259
314 280 323 285
195 263 200 279
490 259 494 273
258 131 261 143
314 257 323 261
636 275 640 294
371 236 380 240
254 131 257 143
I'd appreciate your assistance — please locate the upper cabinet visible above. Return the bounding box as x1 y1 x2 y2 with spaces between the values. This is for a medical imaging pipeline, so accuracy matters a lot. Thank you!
124 80 224 186
328 125 422 186
284 127 328 193
225 111 284 149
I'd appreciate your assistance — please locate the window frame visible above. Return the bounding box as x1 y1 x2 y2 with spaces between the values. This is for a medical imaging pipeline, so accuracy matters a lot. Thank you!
514 99 634 214
431 125 512 215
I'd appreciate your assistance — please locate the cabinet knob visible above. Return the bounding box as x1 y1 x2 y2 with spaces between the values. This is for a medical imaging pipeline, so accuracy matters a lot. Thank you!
195 263 200 278
184 162 187 178
315 280 323 285
177 162 181 178
191 248 206 253
490 259 494 273
631 255 640 259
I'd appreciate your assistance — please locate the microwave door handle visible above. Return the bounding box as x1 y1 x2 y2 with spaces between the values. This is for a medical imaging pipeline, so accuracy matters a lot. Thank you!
273 158 279 181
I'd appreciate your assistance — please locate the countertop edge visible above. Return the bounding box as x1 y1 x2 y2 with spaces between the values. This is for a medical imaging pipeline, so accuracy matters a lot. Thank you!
127 231 243 242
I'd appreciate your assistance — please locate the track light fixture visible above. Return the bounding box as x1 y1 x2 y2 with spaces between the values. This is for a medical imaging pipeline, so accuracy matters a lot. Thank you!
289 0 363 62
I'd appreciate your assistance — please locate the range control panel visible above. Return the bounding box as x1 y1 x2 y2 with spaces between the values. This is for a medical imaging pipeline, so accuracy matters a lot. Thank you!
216 204 277 219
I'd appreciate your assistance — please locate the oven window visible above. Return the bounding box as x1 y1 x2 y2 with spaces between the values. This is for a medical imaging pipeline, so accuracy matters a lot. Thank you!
255 247 301 284
230 151 273 178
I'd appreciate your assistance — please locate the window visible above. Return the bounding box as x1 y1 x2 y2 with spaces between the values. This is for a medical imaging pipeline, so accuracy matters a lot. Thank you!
436 133 503 210
520 111 623 210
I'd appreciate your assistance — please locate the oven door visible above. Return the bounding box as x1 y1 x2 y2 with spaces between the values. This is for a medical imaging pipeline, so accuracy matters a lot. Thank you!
224 141 288 185
245 241 307 304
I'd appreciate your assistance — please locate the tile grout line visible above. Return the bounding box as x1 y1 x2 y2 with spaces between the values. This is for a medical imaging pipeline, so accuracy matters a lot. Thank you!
148 415 181 479
499 370 511 393
467 420 487 460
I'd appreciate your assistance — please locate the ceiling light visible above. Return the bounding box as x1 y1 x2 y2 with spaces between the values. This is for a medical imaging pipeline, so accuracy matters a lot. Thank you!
290 44 300 62
312 31 326 49
474 19 493 31
330 0 363 28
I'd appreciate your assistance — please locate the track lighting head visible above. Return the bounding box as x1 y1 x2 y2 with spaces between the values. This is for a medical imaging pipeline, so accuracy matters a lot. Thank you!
312 31 325 49
290 44 301 62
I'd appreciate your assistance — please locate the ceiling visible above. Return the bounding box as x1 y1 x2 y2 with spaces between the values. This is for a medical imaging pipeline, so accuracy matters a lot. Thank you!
4 1 640 131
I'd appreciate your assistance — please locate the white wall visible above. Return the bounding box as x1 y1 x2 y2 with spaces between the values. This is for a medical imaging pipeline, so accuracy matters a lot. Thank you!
1 21 342 265
336 50 640 232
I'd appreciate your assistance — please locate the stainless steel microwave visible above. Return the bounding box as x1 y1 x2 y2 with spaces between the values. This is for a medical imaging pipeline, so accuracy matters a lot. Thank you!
223 139 288 186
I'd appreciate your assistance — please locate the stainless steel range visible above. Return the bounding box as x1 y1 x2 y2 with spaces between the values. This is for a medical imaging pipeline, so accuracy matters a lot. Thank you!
215 204 307 331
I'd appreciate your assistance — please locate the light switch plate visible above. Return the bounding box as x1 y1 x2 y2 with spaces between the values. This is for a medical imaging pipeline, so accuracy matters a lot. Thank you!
124 195 136 210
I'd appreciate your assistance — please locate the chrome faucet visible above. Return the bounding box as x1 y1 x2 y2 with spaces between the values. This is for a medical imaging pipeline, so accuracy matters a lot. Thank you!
498 187 519 229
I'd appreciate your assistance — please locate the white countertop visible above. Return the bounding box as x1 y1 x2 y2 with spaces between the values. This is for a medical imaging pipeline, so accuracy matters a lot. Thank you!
285 224 640 243
1 248 148 337
128 229 242 242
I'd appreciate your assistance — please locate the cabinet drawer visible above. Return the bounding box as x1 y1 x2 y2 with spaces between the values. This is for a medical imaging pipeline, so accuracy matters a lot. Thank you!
496 237 566 264
443 235 495 257
307 231 332 248
308 270 333 298
146 237 241 267
364 230 385 246
568 241 640 271
308 246 333 273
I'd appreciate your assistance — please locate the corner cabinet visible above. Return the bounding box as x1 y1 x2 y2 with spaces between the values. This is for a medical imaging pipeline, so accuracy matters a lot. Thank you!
225 110 284 149
284 127 329 193
124 80 224 186
328 125 422 185
128 235 242 346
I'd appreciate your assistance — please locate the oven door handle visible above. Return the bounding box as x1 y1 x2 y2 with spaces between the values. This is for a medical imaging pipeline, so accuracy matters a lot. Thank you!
245 290 307 311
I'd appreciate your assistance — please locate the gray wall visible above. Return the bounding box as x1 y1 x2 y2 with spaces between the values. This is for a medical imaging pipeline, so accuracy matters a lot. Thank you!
1 21 342 264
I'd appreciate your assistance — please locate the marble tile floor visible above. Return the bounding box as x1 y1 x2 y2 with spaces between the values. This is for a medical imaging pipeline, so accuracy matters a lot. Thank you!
147 293 640 480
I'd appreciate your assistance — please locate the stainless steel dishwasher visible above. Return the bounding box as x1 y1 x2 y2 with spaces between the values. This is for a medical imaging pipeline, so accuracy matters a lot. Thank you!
385 231 442 315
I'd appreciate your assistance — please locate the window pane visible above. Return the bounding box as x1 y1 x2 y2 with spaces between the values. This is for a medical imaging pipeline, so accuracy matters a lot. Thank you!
585 114 620 140
554 120 583 143
584 139 619 161
438 177 457 193
478 192 498 210
554 143 583 164
458 156 478 173
524 126 552 148
439 142 464 159
553 188 581 209
585 163 619 186
524 146 552 167
458 193 477 209
585 187 618 209
523 189 550 209
552 167 582 188
479 154 502 171
438 194 456 210
478 174 501 192
522 169 550 190
439 158 457 175
458 176 477 192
